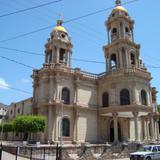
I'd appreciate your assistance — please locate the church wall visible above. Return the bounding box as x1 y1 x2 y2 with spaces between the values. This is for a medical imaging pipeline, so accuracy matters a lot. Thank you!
77 84 97 107
8 104 15 120
119 118 129 141
23 99 32 115
99 117 110 142
77 110 98 143
38 78 50 104
98 79 134 106
55 107 74 141
58 76 74 103
135 81 151 106
129 119 135 141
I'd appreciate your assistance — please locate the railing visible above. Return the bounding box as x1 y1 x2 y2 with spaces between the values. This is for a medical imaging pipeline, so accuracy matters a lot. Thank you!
0 142 147 160
33 65 150 81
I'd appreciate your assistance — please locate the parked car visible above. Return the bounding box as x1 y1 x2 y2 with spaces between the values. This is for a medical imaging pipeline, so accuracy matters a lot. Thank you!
130 145 160 160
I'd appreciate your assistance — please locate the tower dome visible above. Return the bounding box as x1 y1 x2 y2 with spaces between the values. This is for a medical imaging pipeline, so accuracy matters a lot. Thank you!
112 5 128 13
53 19 68 34
112 0 128 13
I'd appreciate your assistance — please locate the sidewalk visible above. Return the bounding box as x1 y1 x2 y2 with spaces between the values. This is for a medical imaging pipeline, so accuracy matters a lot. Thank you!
2 151 29 160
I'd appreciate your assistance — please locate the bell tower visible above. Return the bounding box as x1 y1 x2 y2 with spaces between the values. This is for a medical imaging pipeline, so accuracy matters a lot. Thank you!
104 0 146 72
44 20 73 68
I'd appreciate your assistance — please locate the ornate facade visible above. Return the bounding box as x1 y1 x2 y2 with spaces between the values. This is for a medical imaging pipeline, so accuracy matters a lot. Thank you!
8 0 159 144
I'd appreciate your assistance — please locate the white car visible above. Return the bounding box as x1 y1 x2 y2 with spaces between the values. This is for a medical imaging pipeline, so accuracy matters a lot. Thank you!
130 145 160 160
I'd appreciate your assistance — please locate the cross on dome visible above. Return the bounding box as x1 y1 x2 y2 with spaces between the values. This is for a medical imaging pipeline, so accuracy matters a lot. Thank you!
115 0 121 6
56 13 64 26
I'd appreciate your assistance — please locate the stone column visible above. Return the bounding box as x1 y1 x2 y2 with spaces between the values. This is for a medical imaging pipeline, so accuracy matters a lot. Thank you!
54 108 58 142
119 50 123 69
133 112 139 141
73 109 79 143
131 28 134 42
49 75 54 102
55 77 61 102
74 78 80 105
45 52 47 63
108 57 111 71
143 118 147 141
156 120 160 140
106 58 109 72
131 83 136 105
113 113 118 143
33 79 38 106
56 48 60 63
69 52 72 67
145 118 149 141
48 105 53 142
107 29 110 44
149 114 155 141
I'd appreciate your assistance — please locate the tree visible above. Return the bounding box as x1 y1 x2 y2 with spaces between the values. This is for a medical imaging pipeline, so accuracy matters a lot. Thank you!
0 122 14 132
157 104 160 113
13 115 46 140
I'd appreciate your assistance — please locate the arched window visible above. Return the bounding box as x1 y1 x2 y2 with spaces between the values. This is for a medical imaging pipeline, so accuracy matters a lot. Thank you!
131 53 135 65
141 90 147 105
120 89 130 105
112 28 117 34
125 27 129 33
62 118 70 137
62 88 70 104
60 48 65 62
102 92 109 107
110 54 117 69
49 54 52 63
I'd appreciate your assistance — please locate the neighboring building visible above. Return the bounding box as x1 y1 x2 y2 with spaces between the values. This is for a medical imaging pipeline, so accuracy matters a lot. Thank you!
8 0 159 144
0 103 8 124
7 98 32 120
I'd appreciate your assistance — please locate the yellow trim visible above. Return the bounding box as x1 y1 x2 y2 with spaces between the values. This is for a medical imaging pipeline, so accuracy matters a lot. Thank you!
53 26 68 33
113 6 128 12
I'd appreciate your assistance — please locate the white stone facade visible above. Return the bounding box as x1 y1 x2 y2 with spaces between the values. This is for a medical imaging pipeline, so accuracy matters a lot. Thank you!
7 0 159 144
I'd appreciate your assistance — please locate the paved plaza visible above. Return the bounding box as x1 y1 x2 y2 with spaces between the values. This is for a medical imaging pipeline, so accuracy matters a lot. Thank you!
2 151 28 160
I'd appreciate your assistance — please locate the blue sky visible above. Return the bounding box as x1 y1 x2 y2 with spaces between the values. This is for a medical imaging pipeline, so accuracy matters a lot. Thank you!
0 0 160 105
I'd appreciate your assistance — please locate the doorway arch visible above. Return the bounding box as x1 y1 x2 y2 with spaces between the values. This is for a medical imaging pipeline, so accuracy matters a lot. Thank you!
109 120 122 142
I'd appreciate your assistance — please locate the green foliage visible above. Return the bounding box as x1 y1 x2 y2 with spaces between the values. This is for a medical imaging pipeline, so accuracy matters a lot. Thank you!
0 122 14 132
13 115 46 133
3 123 14 132
157 104 160 113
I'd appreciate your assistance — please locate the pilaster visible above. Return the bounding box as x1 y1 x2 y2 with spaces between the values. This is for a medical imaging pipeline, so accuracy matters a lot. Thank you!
132 111 139 141
113 112 119 143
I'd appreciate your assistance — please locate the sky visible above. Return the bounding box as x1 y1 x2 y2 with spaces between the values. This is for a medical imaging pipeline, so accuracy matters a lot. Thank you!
0 0 160 105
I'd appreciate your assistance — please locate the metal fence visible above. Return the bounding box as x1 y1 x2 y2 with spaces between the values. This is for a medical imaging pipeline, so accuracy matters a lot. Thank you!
0 144 63 160
0 142 143 160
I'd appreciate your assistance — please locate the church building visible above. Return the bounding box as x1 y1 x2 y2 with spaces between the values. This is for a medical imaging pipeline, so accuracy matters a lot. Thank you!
8 0 159 144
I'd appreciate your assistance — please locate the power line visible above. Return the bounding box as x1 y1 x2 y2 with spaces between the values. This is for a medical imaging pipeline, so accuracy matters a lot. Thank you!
0 25 53 43
0 46 43 56
0 55 35 69
0 0 62 18
1 46 160 69
0 0 138 43
72 58 104 64
0 84 32 95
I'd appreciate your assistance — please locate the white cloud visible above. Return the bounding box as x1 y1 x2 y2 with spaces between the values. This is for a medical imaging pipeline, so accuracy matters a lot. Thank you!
0 78 9 90
21 79 31 84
